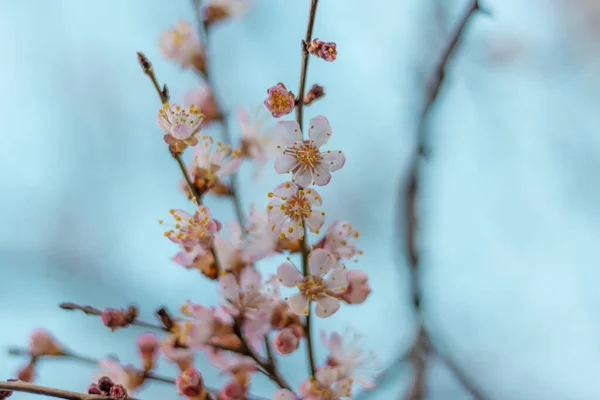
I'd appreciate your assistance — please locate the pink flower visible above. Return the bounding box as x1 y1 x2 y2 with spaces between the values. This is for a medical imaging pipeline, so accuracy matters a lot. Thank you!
28 329 61 357
277 249 347 317
272 327 300 355
185 86 221 122
267 182 325 240
321 331 378 389
264 83 295 118
340 270 371 305
159 21 205 70
162 335 195 372
307 39 338 62
219 379 245 400
273 389 297 400
219 267 266 317
274 116 345 187
238 107 277 177
162 206 219 249
322 221 362 261
242 205 279 262
157 103 204 151
181 302 236 349
137 333 160 371
300 367 352 399
192 137 242 185
176 368 204 398
214 229 249 274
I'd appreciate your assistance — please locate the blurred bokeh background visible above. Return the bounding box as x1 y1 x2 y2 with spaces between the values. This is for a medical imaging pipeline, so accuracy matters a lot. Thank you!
3 0 600 399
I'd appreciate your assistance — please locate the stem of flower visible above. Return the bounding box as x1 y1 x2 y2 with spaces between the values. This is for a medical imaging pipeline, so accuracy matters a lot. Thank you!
402 1 485 399
295 0 320 380
59 302 167 332
0 381 109 400
295 0 320 132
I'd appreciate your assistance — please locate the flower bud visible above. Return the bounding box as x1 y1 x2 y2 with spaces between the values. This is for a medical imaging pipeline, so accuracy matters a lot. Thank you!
87 384 103 395
273 328 300 355
17 362 35 383
137 333 160 371
304 84 325 105
307 39 337 62
341 270 371 304
219 379 245 400
264 83 295 118
28 329 62 357
176 368 204 398
109 384 128 399
97 376 114 393
101 306 137 331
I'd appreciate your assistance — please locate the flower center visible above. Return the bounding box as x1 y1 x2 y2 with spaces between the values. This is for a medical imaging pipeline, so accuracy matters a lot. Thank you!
270 92 292 112
298 276 325 299
285 141 321 170
284 193 311 221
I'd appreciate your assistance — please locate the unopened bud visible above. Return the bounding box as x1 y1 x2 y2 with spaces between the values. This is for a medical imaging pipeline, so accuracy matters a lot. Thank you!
219 379 244 400
29 329 62 357
136 52 152 74
304 84 325 105
137 333 160 371
273 328 300 355
87 384 103 395
17 362 35 383
97 376 114 393
341 270 371 304
109 384 128 399
307 39 337 62
176 368 204 398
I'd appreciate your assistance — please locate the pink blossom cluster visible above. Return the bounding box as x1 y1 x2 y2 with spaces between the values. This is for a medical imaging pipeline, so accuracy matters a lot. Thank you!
8 3 378 400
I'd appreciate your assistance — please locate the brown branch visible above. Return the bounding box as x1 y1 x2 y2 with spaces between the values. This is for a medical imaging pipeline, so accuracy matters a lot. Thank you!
295 0 319 132
0 381 109 400
59 303 167 332
293 0 320 380
403 1 484 399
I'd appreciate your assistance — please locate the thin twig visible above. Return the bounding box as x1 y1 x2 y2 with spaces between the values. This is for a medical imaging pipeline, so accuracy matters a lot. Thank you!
402 1 484 399
0 381 109 400
294 0 320 380
59 302 167 332
295 0 319 132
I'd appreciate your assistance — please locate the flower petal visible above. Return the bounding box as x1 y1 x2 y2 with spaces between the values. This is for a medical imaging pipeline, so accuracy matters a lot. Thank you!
308 249 334 276
322 150 346 172
276 121 302 147
333 377 354 397
315 295 340 318
313 162 332 186
287 293 310 315
272 181 298 198
325 265 347 293
308 116 332 147
240 267 262 293
274 154 297 174
305 210 325 233
315 366 339 386
219 274 239 303
292 168 313 188
171 124 193 140
304 187 322 206
277 263 302 287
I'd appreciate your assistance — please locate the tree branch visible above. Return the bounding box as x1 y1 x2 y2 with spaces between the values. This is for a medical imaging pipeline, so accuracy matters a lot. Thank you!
402 1 484 399
59 303 167 332
0 381 109 400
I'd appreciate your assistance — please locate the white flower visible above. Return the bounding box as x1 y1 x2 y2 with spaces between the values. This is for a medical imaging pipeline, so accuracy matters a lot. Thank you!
159 21 204 68
193 137 242 180
158 103 204 141
321 330 379 389
267 182 325 240
323 221 363 261
300 367 353 399
277 249 346 318
219 267 267 317
242 205 279 262
274 116 345 187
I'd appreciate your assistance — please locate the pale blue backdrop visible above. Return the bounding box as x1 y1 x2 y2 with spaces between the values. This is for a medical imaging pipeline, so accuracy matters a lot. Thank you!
2 0 600 399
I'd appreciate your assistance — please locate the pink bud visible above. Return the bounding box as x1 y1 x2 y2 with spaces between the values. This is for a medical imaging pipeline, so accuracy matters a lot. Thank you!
273 328 300 355
97 376 114 393
136 333 160 371
307 39 337 62
87 384 103 395
17 363 35 383
264 83 295 118
28 329 62 357
176 368 204 398
219 379 245 400
304 84 325 105
109 384 128 399
341 270 371 304
101 309 127 331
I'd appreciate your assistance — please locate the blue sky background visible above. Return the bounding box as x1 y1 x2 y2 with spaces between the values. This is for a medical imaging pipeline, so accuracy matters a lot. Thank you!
2 0 600 399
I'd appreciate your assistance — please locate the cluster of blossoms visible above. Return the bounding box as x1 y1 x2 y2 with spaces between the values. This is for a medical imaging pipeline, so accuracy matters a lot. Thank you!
7 2 377 400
